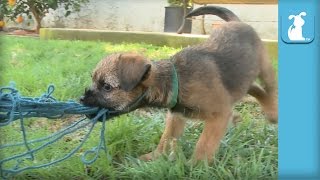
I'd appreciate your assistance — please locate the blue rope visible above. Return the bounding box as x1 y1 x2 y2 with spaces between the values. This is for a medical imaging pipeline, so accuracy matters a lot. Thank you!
0 84 100 124
0 83 114 178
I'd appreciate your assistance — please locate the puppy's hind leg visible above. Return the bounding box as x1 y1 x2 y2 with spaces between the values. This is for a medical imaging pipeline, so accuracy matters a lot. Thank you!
248 44 278 123
139 112 186 161
248 75 278 123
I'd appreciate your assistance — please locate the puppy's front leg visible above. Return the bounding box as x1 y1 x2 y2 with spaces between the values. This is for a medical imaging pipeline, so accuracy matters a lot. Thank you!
139 112 185 161
192 111 231 163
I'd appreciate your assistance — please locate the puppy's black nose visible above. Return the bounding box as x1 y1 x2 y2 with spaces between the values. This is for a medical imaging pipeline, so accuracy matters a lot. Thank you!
79 96 85 103
80 88 90 103
84 87 93 95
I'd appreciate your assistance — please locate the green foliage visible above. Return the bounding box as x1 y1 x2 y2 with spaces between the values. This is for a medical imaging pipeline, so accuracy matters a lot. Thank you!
0 36 278 179
167 0 193 7
0 0 10 19
0 0 88 31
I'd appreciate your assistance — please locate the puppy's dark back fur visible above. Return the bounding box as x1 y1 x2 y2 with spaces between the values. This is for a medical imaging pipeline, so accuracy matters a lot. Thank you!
173 22 262 102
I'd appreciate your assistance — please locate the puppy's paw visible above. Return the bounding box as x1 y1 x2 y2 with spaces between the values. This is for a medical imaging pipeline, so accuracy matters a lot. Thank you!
231 112 242 125
264 104 278 124
187 158 210 167
266 112 278 124
168 151 176 161
168 138 178 161
139 151 160 161
187 158 200 167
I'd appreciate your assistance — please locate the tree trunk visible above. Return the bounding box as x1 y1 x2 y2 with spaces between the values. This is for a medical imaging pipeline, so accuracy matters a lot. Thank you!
200 5 207 35
28 3 42 33
34 18 41 33
176 0 188 34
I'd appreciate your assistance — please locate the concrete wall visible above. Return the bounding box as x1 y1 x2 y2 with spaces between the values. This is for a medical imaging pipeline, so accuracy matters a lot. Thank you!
42 0 167 32
190 4 278 39
18 0 278 39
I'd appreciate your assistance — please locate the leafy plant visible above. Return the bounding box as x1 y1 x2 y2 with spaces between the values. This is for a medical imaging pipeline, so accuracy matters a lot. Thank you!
0 0 89 33
167 0 193 7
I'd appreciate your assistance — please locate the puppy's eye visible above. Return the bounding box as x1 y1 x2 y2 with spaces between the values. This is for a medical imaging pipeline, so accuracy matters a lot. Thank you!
103 83 113 92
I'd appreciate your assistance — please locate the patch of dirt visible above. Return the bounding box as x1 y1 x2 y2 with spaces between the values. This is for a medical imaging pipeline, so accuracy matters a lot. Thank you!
1 27 39 37
27 115 85 132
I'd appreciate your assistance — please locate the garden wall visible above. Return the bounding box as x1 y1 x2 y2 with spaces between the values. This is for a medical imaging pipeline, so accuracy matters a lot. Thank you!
36 0 277 39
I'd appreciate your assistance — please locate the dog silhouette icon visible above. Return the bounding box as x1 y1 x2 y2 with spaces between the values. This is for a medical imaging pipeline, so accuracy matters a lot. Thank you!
288 12 307 41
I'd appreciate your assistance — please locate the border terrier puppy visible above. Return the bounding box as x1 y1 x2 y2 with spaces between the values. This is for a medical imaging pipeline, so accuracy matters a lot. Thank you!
81 6 278 163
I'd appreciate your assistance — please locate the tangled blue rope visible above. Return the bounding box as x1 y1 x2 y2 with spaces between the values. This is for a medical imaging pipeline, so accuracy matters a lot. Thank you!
0 83 116 178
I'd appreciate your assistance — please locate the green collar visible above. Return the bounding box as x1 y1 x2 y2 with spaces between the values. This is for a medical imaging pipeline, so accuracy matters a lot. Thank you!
167 64 179 109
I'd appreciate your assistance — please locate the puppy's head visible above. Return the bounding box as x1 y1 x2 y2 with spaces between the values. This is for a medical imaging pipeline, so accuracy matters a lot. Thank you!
80 53 152 111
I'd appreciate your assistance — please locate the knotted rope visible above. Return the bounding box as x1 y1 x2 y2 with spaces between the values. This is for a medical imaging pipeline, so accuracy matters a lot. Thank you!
0 83 117 178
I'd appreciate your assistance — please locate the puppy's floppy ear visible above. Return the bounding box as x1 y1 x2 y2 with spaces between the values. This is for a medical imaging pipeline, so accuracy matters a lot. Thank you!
117 53 151 91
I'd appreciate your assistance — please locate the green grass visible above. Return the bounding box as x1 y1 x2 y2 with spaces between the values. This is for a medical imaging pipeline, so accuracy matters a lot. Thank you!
0 36 278 179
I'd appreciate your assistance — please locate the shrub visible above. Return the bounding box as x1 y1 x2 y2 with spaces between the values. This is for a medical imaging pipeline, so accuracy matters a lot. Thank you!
0 0 89 33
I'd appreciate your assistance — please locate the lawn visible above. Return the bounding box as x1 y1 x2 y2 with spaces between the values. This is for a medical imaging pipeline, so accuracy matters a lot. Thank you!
0 35 278 179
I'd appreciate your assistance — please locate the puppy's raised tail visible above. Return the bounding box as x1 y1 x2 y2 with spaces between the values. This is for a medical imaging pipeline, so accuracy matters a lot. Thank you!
185 6 241 22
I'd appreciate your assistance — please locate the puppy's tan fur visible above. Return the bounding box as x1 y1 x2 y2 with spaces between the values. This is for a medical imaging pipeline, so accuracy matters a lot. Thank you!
81 6 278 163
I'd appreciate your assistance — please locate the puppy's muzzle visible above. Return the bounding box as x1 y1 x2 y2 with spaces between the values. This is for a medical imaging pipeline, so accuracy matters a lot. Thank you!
80 88 89 102
80 88 106 121
79 95 85 104
80 88 96 106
